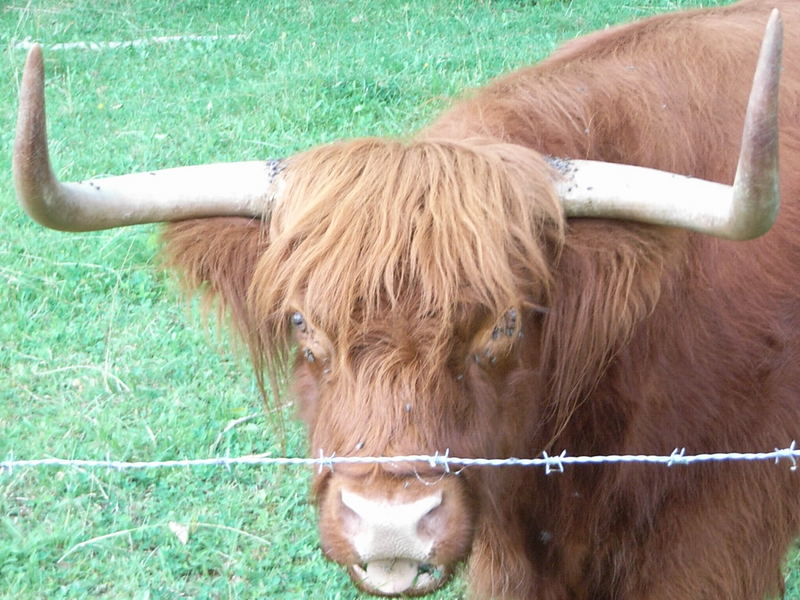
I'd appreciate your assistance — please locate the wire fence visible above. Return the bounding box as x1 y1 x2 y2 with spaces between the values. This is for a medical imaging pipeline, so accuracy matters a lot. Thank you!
12 34 247 52
3 442 798 475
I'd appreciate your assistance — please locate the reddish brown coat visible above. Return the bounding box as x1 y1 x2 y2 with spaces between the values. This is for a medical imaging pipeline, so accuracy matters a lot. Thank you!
163 1 800 597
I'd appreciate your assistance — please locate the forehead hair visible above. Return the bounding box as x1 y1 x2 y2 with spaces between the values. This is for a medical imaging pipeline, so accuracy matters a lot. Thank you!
250 137 564 379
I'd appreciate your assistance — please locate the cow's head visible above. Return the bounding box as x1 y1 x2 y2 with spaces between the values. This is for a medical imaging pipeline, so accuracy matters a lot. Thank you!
242 138 563 594
13 12 781 596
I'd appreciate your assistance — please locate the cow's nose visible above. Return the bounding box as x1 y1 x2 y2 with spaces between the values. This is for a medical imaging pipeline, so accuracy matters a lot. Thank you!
340 489 443 561
339 489 447 595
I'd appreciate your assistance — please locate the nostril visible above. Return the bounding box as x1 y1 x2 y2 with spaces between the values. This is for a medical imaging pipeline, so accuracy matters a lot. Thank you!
339 497 363 538
417 501 445 539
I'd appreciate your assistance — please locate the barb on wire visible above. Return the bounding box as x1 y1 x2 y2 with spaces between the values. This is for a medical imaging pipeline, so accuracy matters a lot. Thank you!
667 447 688 466
777 440 798 471
429 449 451 473
543 450 567 475
317 449 336 474
2 443 800 475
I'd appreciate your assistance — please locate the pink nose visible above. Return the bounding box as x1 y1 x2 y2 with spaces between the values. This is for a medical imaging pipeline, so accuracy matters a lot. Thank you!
338 489 447 595
318 471 474 596
340 489 443 562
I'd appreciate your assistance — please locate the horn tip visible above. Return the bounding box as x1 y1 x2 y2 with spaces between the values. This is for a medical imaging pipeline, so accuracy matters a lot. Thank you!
19 42 45 114
19 44 45 109
24 43 44 72
15 41 53 229
767 8 783 39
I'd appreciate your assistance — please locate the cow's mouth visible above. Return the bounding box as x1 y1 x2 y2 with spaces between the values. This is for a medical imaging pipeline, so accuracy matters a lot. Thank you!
349 559 450 596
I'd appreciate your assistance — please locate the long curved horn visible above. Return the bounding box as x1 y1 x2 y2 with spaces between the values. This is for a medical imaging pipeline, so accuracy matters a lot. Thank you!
13 44 281 232
552 9 782 241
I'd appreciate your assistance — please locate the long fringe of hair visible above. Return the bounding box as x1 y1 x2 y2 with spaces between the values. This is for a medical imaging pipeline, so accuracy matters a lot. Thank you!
249 137 565 394
161 137 672 438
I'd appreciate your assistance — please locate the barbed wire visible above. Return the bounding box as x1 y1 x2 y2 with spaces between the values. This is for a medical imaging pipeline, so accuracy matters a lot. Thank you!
12 34 248 52
2 441 797 475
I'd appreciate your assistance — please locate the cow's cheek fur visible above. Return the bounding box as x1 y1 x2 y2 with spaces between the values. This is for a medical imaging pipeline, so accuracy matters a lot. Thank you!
290 360 321 428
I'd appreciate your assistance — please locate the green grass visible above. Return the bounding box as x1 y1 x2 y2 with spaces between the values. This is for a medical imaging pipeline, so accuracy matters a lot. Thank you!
1 1 797 598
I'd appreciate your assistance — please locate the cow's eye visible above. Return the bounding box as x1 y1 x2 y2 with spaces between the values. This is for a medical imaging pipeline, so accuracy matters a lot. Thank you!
291 312 306 332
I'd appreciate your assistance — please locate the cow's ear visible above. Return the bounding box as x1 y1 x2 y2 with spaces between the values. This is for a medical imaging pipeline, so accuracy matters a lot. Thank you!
160 217 268 342
540 223 675 425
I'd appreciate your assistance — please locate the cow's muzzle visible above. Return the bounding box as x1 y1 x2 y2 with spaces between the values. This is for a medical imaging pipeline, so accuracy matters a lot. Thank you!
317 471 475 596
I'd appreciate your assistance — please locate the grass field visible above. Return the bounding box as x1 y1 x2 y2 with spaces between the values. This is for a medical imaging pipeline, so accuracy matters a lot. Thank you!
2 1 798 598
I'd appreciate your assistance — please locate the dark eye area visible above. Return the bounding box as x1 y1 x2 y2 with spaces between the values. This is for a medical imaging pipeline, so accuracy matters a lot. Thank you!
291 312 306 331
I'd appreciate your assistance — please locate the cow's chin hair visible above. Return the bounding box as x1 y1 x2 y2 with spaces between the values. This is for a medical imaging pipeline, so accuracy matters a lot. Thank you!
347 562 453 597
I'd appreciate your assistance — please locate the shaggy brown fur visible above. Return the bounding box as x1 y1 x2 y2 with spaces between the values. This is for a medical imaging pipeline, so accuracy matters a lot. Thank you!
162 1 800 598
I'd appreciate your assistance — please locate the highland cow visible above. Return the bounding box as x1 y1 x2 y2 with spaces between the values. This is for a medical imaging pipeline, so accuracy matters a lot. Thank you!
13 1 800 597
